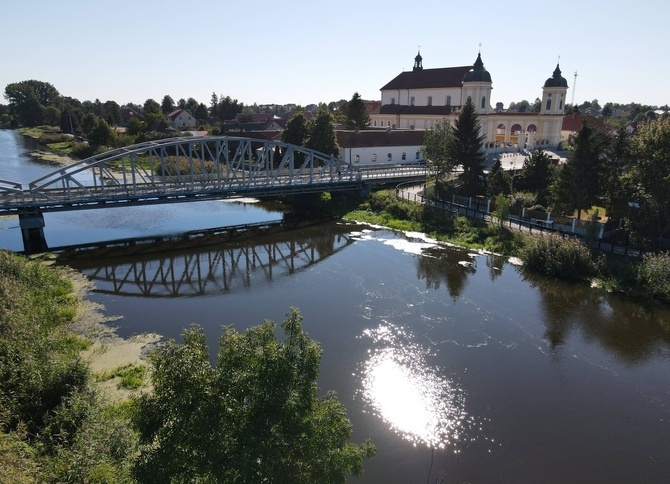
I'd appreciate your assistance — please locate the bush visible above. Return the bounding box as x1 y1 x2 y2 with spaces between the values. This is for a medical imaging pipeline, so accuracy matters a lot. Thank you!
637 252 670 302
521 235 597 280
37 133 72 145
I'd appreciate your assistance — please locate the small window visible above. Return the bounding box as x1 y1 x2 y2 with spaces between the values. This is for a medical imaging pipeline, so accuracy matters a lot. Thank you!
428 96 432 106
446 95 451 106
559 98 563 110
387 153 392 161
372 154 377 162
546 99 552 110
354 154 360 163
467 95 472 104
481 96 486 109
402 152 407 160
391 97 395 105
387 121 391 127
410 96 415 106
373 120 377 127
415 151 420 160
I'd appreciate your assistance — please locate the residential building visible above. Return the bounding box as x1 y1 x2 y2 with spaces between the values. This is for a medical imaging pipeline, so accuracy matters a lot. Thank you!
167 109 196 130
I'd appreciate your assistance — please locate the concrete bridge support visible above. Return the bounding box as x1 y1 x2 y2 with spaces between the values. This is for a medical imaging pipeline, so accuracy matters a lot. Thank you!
19 209 48 254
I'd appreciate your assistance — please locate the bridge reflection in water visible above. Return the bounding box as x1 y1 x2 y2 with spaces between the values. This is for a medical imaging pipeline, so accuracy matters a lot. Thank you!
60 222 356 298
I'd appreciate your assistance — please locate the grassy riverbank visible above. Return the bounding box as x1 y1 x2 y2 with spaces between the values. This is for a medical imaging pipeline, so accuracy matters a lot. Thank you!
0 251 151 481
344 190 670 305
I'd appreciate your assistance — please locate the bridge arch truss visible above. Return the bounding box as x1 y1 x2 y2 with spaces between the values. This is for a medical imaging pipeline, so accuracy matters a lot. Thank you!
0 136 362 213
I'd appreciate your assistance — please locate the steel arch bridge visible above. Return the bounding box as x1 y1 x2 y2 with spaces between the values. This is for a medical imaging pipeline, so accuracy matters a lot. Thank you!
0 135 426 252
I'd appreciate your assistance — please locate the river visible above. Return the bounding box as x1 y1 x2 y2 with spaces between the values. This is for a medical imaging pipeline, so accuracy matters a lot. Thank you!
1 130 669 482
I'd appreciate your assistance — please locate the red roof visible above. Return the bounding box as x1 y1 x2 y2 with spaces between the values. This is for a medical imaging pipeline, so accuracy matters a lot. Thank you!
561 113 606 132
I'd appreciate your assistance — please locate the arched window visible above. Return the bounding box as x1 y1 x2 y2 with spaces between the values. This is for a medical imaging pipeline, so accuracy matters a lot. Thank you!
373 120 377 127
527 124 537 132
415 151 420 160
354 154 360 163
481 96 486 109
511 124 522 134
372 153 377 162
546 98 552 111
410 96 415 106
467 95 472 104
446 95 451 106
559 96 563 110
428 96 433 106
402 152 407 161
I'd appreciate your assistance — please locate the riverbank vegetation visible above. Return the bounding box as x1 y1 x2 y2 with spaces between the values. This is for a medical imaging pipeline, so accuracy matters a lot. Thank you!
0 251 374 481
344 189 670 303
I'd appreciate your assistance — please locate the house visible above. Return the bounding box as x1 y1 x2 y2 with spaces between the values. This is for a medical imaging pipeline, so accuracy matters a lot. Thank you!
370 51 568 151
560 113 607 141
167 109 196 130
336 129 425 165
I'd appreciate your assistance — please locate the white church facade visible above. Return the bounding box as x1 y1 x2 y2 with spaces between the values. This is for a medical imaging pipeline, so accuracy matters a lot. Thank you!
369 51 568 151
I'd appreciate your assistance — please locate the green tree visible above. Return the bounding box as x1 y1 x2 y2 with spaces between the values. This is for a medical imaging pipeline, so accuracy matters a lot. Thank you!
161 95 175 115
88 119 115 147
307 107 340 157
345 92 370 130
209 92 219 119
4 80 60 126
280 113 309 166
486 158 511 197
143 98 161 117
516 148 552 205
491 192 510 229
623 117 670 247
194 103 208 124
421 119 455 183
452 101 487 195
551 118 609 218
103 100 121 125
132 308 374 483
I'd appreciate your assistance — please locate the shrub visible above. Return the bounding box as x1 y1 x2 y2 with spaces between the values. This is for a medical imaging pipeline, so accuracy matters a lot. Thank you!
521 235 596 280
637 252 670 302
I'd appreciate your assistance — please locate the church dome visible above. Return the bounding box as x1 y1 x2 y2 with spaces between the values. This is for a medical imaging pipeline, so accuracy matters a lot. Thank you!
544 64 568 88
463 53 492 83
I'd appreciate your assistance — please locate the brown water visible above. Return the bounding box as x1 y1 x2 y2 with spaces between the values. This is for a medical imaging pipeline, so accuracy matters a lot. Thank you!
62 222 670 483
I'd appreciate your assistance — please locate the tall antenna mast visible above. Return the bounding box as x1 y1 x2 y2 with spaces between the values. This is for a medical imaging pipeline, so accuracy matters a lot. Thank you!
571 71 578 106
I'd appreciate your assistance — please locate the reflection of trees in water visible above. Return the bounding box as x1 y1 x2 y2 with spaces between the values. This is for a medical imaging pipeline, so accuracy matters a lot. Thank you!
523 271 670 363
417 248 476 300
484 253 506 282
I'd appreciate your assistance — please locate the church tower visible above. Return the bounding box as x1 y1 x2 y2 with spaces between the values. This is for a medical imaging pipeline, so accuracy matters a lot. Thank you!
461 53 493 114
413 50 423 71
541 64 568 115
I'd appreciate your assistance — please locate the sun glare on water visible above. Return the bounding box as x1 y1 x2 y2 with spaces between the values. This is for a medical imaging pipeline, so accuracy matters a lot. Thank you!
360 324 472 450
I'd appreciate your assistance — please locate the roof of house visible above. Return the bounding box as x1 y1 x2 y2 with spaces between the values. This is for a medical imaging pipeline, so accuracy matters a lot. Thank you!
166 109 194 120
336 129 426 148
236 113 279 123
561 113 606 132
338 100 382 115
381 65 472 91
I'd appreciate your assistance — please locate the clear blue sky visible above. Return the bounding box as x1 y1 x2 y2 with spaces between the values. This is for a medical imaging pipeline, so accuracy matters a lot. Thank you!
2 0 667 109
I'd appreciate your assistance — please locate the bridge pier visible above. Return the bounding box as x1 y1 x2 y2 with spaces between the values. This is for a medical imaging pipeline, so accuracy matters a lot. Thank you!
19 209 48 254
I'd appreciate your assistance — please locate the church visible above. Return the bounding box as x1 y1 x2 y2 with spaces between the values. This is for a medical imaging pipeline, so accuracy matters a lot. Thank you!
369 51 568 151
